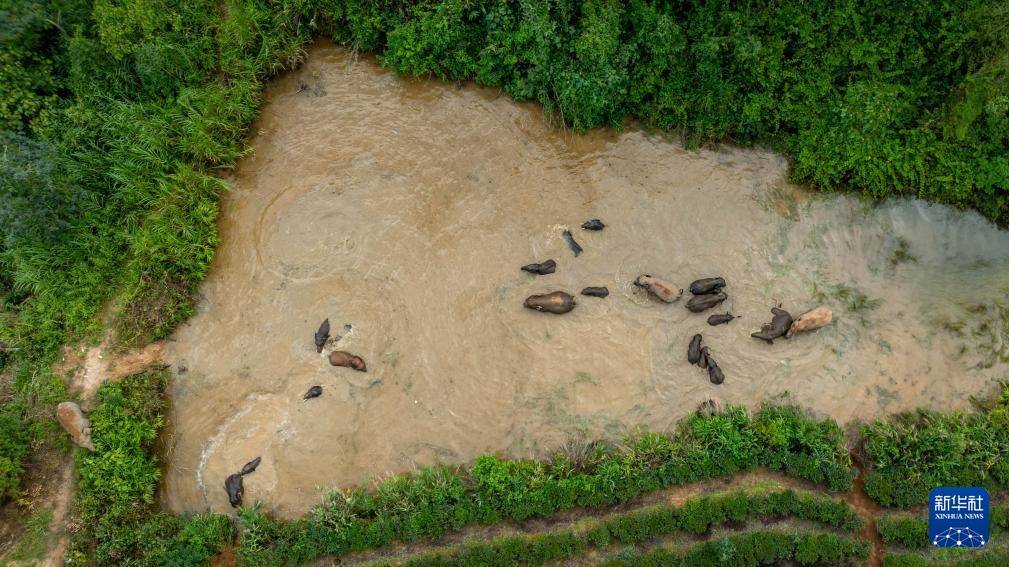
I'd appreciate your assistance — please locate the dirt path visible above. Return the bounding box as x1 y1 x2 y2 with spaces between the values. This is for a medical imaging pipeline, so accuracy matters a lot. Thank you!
39 462 75 567
849 466 886 567
57 341 166 407
33 340 167 566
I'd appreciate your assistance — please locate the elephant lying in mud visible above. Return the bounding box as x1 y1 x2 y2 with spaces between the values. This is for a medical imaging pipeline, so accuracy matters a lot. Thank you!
225 456 262 507
634 275 682 303
688 277 726 295
786 307 833 338
686 292 727 313
580 286 609 298
707 312 736 326
524 291 576 314
314 319 330 353
329 351 367 372
751 307 793 343
521 259 557 275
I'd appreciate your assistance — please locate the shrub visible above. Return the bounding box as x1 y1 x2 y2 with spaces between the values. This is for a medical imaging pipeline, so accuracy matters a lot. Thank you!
236 403 855 564
0 132 85 252
0 402 30 501
88 513 235 567
602 530 869 566
860 385 1009 507
877 515 929 549
68 370 234 565
402 489 863 567
883 550 1009 567
878 505 1009 550
73 370 166 526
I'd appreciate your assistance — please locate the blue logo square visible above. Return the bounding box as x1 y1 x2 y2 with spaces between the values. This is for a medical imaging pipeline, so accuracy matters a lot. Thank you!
929 487 990 548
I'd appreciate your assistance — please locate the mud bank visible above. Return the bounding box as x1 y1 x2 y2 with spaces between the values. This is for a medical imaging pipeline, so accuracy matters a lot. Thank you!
161 43 1009 518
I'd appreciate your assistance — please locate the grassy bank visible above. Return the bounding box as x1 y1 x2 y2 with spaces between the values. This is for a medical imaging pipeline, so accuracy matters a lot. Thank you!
65 370 233 565
63 370 859 564
235 402 855 564
58 371 1009 565
860 386 1009 507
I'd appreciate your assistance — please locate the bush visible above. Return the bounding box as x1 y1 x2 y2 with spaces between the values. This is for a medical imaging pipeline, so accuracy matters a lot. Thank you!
68 370 233 565
335 0 1009 224
402 489 862 567
877 515 929 549
860 385 1009 507
0 402 30 502
883 550 1009 567
73 370 166 526
0 132 85 252
0 354 64 504
236 403 855 564
878 505 1009 550
87 513 235 567
603 530 869 566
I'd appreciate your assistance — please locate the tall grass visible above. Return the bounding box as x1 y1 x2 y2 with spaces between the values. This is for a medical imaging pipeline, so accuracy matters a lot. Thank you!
0 0 313 500
860 384 1009 507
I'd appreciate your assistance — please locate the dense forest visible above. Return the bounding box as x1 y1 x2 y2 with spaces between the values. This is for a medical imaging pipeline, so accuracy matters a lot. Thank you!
1 0 1007 563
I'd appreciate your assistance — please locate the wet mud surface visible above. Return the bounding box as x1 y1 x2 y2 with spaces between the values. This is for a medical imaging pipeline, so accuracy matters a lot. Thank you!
161 43 1009 517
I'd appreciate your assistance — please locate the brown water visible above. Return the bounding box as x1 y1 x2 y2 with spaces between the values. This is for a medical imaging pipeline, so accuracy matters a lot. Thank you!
161 43 1009 518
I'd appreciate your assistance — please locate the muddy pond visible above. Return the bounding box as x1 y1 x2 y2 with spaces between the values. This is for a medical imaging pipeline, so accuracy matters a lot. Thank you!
161 43 1009 518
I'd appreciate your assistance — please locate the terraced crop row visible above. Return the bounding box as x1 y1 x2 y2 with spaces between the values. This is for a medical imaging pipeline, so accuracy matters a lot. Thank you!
389 489 864 566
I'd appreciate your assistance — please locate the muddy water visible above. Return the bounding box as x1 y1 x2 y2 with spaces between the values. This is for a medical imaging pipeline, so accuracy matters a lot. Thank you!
161 43 1009 518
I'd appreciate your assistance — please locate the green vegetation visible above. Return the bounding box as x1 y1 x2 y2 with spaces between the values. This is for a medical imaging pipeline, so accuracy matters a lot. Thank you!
877 505 1008 550
601 530 869 566
874 500 1009 566
57 367 864 565
0 358 64 503
877 515 931 549
1 0 1008 564
66 370 234 565
57 365 860 565
0 0 310 504
398 489 861 566
0 0 1006 509
4 508 53 563
236 402 854 564
860 384 1009 507
882 551 1009 567
0 401 31 501
31 361 1009 565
